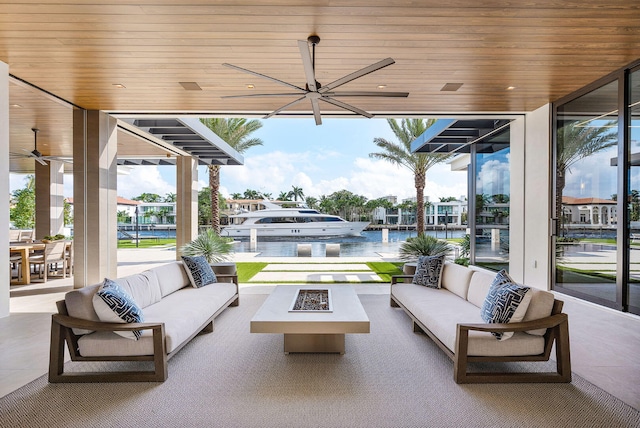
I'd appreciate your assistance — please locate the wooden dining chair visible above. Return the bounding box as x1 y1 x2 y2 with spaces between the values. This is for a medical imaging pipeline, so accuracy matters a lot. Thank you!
29 241 67 282
9 229 21 241
19 229 35 242
64 241 73 276
10 253 22 282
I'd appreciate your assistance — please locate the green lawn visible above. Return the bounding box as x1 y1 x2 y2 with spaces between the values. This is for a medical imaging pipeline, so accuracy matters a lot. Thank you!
235 262 269 283
234 261 404 283
366 261 403 282
117 238 176 249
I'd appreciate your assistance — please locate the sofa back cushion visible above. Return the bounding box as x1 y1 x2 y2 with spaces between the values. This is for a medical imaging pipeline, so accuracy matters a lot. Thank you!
115 270 162 309
467 270 498 308
151 261 190 297
440 262 474 300
522 288 556 336
467 269 556 336
65 283 102 335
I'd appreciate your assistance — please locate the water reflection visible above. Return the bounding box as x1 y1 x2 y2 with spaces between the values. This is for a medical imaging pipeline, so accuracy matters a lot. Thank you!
231 230 465 257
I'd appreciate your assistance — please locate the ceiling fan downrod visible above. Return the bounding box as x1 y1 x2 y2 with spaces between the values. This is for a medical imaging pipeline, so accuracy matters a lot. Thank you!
31 128 41 156
308 35 321 88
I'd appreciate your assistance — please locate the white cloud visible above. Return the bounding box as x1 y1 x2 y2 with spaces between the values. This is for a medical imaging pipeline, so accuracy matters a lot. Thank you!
221 151 315 196
9 174 30 193
117 166 175 199
220 151 467 202
10 153 467 206
476 159 510 196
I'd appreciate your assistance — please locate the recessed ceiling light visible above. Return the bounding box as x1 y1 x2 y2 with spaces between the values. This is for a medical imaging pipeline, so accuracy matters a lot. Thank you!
179 81 202 91
112 83 126 89
506 86 516 91
440 83 463 92
377 85 387 89
246 84 255 89
10 103 22 108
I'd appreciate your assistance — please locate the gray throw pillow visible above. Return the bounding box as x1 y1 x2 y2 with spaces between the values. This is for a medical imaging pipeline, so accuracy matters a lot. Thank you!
412 255 445 288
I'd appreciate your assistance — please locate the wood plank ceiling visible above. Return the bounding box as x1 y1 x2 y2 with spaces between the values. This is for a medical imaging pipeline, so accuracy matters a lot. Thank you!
3 0 640 172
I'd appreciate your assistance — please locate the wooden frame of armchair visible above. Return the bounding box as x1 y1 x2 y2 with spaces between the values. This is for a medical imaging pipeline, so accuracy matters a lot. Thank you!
390 276 572 384
49 274 239 383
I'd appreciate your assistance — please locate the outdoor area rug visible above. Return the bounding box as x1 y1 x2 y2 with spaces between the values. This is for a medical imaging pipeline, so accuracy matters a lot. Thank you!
1 294 638 428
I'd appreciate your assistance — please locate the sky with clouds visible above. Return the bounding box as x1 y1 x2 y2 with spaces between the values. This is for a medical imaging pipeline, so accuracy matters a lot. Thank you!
10 118 469 203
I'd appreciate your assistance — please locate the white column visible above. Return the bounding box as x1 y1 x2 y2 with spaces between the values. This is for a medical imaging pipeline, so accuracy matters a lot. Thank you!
35 160 65 239
0 61 9 318
509 115 526 283
521 104 552 290
176 156 198 259
73 110 118 288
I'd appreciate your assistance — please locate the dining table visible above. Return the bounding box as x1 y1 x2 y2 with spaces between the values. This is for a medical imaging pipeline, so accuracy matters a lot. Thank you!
10 241 45 285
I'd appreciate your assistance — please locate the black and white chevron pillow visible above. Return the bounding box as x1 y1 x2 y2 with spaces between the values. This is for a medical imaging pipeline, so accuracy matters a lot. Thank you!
480 270 532 340
181 255 217 288
93 278 144 340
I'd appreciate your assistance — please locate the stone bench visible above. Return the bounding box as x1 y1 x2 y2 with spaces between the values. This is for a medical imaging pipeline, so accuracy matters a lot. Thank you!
296 244 312 257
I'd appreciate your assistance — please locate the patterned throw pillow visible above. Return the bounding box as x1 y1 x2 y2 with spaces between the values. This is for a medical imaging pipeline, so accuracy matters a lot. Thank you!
412 255 445 288
181 255 217 288
92 278 144 340
480 270 532 341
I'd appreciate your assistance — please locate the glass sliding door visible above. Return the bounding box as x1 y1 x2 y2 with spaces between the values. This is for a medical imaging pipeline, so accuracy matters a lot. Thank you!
554 80 620 308
473 138 510 271
628 67 640 315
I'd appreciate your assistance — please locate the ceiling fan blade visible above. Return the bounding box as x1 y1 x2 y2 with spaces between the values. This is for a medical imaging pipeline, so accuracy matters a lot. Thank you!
327 91 409 97
44 156 73 164
263 96 307 119
319 58 396 93
297 40 317 92
310 98 322 125
320 97 374 118
34 156 48 166
222 63 305 92
221 93 304 99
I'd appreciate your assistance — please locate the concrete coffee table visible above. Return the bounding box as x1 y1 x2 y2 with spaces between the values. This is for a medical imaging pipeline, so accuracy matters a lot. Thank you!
250 284 370 354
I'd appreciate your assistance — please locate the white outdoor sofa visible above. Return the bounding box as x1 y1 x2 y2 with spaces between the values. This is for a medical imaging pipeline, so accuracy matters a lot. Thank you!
49 261 239 383
390 262 571 384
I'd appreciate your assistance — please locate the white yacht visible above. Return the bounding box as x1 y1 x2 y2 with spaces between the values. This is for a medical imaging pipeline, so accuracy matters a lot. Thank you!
220 200 369 238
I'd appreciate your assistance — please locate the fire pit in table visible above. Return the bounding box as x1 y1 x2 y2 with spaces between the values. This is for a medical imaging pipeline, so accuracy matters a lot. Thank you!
288 289 332 312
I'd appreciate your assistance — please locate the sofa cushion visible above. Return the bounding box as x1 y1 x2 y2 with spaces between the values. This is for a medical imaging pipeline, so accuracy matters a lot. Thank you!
466 270 497 308
181 255 217 288
92 278 144 340
77 281 238 356
469 270 556 336
522 288 556 336
152 261 190 297
480 271 532 340
391 283 544 356
65 283 101 335
115 270 162 309
440 262 474 300
412 255 445 288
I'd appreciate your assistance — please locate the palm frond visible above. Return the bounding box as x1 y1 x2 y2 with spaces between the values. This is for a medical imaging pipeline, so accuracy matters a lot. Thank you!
399 234 452 261
180 229 233 263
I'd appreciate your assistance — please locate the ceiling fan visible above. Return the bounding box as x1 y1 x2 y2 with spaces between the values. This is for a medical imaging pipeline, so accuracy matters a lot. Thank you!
10 128 72 166
222 35 409 125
